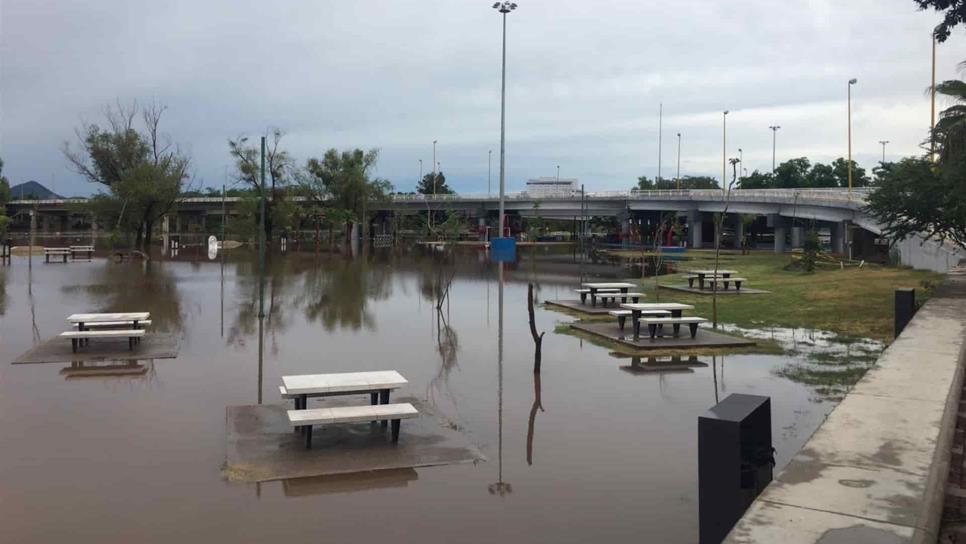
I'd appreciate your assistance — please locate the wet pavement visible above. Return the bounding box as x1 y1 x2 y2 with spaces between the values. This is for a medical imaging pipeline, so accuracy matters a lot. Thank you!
0 247 868 543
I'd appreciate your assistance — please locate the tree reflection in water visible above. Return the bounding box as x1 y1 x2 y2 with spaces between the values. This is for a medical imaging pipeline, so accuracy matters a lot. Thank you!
60 260 186 335
0 265 7 317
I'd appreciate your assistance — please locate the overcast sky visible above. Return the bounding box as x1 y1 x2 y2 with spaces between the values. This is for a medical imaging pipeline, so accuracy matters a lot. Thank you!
2 0 964 196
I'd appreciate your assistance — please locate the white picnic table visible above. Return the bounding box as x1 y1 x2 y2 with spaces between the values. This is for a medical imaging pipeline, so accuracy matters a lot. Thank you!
282 370 408 409
581 282 638 306
686 269 738 289
67 312 150 325
620 302 696 339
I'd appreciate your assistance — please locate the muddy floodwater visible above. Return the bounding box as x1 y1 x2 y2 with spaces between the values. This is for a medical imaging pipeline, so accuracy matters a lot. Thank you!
0 247 872 543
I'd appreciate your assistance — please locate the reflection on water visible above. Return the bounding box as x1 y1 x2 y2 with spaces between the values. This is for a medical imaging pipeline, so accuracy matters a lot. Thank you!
720 323 884 400
0 248 868 543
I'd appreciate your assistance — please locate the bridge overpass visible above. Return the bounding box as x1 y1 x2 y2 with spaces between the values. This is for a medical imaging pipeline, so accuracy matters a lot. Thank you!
6 188 964 272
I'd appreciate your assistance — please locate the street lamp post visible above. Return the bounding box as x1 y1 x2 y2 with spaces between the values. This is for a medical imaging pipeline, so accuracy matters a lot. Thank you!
879 140 889 163
738 148 743 185
488 150 492 197
258 136 266 319
419 159 423 186
432 140 438 196
493 1 517 238
676 132 681 190
722 110 729 190
556 164 560 182
658 102 663 182
848 78 857 192
769 125 781 173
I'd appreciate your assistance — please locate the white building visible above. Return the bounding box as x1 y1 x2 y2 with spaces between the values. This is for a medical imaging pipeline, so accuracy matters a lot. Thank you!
525 177 578 197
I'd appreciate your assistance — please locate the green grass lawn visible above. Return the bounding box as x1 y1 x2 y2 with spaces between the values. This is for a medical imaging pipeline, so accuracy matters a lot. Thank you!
611 250 942 342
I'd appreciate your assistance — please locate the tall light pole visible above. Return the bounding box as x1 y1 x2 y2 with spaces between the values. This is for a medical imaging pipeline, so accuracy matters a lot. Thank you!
879 140 889 163
556 164 560 182
432 140 438 196
419 159 423 186
493 1 517 238
931 31 937 161
738 148 743 184
258 135 266 319
769 125 780 173
722 110 729 190
676 132 681 190
488 150 492 197
848 78 857 192
657 102 663 182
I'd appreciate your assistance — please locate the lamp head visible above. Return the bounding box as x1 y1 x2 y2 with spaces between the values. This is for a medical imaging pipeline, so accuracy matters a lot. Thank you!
493 1 517 13
723 110 729 115
849 78 857 85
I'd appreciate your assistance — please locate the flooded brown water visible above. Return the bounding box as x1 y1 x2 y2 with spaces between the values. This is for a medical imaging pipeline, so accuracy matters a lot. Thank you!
0 247 854 543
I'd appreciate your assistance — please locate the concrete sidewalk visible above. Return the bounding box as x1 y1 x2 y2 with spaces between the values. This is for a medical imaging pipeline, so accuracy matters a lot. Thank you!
725 267 966 543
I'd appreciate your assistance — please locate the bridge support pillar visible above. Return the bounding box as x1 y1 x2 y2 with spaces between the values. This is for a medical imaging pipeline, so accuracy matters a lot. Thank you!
479 217 486 242
831 221 845 254
769 215 786 253
689 212 703 249
790 226 804 249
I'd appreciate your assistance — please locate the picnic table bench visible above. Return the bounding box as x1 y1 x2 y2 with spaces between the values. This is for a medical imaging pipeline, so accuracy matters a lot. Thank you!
66 312 151 348
608 309 670 331
686 269 738 290
704 277 747 291
44 247 71 263
281 371 408 410
574 287 618 305
581 282 638 306
288 403 419 449
640 316 708 339
620 302 695 339
70 245 94 260
60 328 145 352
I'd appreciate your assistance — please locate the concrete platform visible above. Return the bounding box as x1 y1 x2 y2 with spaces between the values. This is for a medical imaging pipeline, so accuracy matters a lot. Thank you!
224 397 485 483
659 283 770 295
609 352 709 374
11 333 179 364
546 299 634 315
572 321 755 350
59 361 149 379
280 468 419 497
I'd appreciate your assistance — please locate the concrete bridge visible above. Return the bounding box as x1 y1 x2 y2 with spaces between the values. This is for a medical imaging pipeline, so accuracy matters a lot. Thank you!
6 188 964 272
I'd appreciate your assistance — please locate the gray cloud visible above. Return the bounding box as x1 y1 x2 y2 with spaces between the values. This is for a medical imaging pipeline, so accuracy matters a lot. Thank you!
1 0 964 196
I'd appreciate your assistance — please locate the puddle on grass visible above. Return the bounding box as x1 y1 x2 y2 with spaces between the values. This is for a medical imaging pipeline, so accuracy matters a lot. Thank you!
719 323 885 401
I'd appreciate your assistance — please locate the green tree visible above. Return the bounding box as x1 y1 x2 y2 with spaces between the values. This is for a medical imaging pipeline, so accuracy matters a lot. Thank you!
913 0 966 41
0 157 9 239
302 148 393 241
635 176 655 190
932 79 966 163
832 157 870 187
774 157 811 188
227 129 293 239
416 171 454 195
865 156 966 247
739 170 774 189
63 101 190 251
806 162 837 188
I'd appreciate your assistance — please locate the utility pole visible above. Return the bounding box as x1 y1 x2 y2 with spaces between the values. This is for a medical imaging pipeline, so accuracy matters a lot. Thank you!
722 110 729 190
879 140 889 163
848 78 857 192
258 136 266 319
657 102 663 182
931 32 937 161
493 1 517 238
488 150 492 197
769 125 780 173
556 164 560 182
676 132 682 190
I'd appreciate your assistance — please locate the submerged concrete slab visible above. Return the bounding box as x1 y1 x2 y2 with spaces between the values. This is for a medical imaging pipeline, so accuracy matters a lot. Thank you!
572 321 755 350
11 333 180 364
725 267 966 543
279 468 419 497
224 397 485 483
545 299 630 315
659 283 770 295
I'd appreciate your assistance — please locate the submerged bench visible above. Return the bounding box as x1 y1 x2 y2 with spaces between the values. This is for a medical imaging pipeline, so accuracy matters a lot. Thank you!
70 245 94 260
640 317 708 339
288 403 419 449
608 309 670 331
60 328 145 352
72 319 153 329
44 248 71 263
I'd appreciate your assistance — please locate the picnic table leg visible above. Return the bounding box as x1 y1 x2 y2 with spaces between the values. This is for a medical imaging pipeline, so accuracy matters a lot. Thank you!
632 311 641 340
617 315 626 331
391 419 401 443
648 323 658 339
621 288 628 303
304 425 313 449
579 292 587 304
380 390 390 427
698 274 705 290
590 288 597 307
672 310 683 318
689 323 699 338
672 323 681 336
71 339 77 353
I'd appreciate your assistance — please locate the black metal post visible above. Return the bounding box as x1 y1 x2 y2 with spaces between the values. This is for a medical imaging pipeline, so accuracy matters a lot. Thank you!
894 288 916 337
